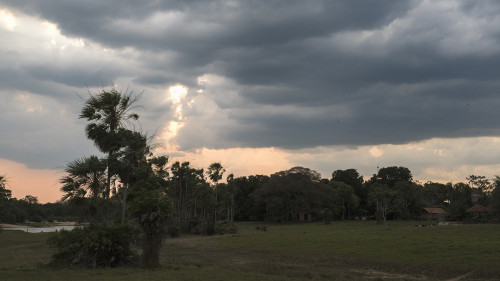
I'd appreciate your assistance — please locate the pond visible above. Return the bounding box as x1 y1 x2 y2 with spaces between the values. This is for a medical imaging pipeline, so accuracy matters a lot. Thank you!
3 225 79 233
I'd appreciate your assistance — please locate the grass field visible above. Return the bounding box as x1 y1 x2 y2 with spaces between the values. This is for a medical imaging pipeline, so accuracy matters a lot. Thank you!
1 221 500 280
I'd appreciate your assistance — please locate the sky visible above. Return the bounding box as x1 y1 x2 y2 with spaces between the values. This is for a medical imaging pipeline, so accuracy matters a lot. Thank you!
2 0 500 203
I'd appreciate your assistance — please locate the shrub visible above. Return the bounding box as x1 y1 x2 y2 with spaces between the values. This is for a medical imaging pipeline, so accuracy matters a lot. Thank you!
189 216 208 235
215 221 237 235
47 224 139 268
256 225 268 232
191 224 205 235
167 225 180 238
189 216 201 230
30 214 44 223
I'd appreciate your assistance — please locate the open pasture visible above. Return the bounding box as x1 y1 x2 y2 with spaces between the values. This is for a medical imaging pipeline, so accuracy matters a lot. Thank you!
1 221 500 280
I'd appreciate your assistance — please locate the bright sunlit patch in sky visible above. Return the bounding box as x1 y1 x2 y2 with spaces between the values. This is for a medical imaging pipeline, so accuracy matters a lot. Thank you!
369 146 384 158
0 8 17 31
156 84 189 153
168 84 188 104
168 84 188 119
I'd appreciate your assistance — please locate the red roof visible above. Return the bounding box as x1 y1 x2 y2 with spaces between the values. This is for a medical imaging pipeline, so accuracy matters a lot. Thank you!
423 208 447 214
466 204 492 213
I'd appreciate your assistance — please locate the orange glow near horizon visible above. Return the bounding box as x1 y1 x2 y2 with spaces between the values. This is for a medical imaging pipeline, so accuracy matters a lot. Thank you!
0 147 291 203
0 159 64 203
3 137 499 203
177 147 293 178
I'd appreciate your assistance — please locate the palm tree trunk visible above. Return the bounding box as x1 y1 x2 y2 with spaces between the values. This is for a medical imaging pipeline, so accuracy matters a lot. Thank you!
121 182 128 225
105 151 112 224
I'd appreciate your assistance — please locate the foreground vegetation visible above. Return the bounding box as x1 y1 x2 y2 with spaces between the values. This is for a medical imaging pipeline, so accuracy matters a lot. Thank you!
1 221 500 280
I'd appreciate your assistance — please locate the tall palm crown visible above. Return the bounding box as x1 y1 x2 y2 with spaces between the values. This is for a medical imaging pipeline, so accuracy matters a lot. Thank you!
80 88 140 154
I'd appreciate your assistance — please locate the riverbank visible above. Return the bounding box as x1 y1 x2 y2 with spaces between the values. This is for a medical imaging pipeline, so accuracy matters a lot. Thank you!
1 221 78 228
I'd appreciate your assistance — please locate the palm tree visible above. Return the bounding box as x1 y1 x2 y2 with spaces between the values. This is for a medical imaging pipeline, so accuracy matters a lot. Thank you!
80 87 141 200
207 162 225 226
60 156 107 223
0 176 11 218
0 175 9 198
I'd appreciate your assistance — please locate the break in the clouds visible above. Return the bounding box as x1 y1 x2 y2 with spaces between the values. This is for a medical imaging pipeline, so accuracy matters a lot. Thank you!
2 0 500 201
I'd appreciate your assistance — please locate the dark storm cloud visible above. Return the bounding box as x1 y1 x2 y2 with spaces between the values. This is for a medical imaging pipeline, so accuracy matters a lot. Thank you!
3 0 500 153
2 0 411 50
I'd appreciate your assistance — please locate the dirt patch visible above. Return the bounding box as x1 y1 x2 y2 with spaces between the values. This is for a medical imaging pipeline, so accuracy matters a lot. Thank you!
350 268 429 280
0 224 20 228
445 271 473 281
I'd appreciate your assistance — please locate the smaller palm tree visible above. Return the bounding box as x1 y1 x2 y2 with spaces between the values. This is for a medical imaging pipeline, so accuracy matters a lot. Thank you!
60 156 107 223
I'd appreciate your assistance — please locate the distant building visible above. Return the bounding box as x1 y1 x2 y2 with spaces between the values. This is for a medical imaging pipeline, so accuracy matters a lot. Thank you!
466 204 492 220
422 207 447 221
298 210 312 222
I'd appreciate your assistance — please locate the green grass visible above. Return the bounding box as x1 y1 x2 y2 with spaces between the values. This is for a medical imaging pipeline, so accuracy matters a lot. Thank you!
1 222 500 280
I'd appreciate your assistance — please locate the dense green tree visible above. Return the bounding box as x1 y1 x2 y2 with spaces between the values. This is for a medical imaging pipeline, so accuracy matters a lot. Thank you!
491 176 500 215
231 175 269 221
112 129 151 224
127 156 172 268
222 174 236 222
447 182 473 220
369 166 413 187
22 195 39 205
169 161 207 227
368 183 396 228
330 181 359 220
207 162 225 185
467 175 493 193
422 181 450 208
467 175 492 205
332 169 366 202
253 167 324 222
393 181 422 219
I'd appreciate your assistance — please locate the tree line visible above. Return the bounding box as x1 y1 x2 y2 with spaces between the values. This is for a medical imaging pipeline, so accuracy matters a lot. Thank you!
2 87 500 267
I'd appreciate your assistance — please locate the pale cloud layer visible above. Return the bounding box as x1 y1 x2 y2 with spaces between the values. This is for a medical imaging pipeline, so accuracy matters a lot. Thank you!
1 1 500 202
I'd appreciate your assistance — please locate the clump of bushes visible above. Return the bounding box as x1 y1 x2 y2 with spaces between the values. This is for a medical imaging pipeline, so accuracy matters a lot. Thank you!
30 214 44 223
215 221 237 235
167 225 181 237
255 225 268 232
47 224 139 268
188 216 207 235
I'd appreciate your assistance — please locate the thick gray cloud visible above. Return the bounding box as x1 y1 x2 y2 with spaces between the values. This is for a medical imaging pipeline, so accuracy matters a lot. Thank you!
2 0 500 169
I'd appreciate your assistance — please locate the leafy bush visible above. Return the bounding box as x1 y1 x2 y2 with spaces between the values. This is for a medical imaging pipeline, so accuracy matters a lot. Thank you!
189 216 201 230
191 224 205 235
188 216 207 235
30 214 44 223
47 224 139 268
167 225 180 238
215 221 237 235
256 225 268 232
